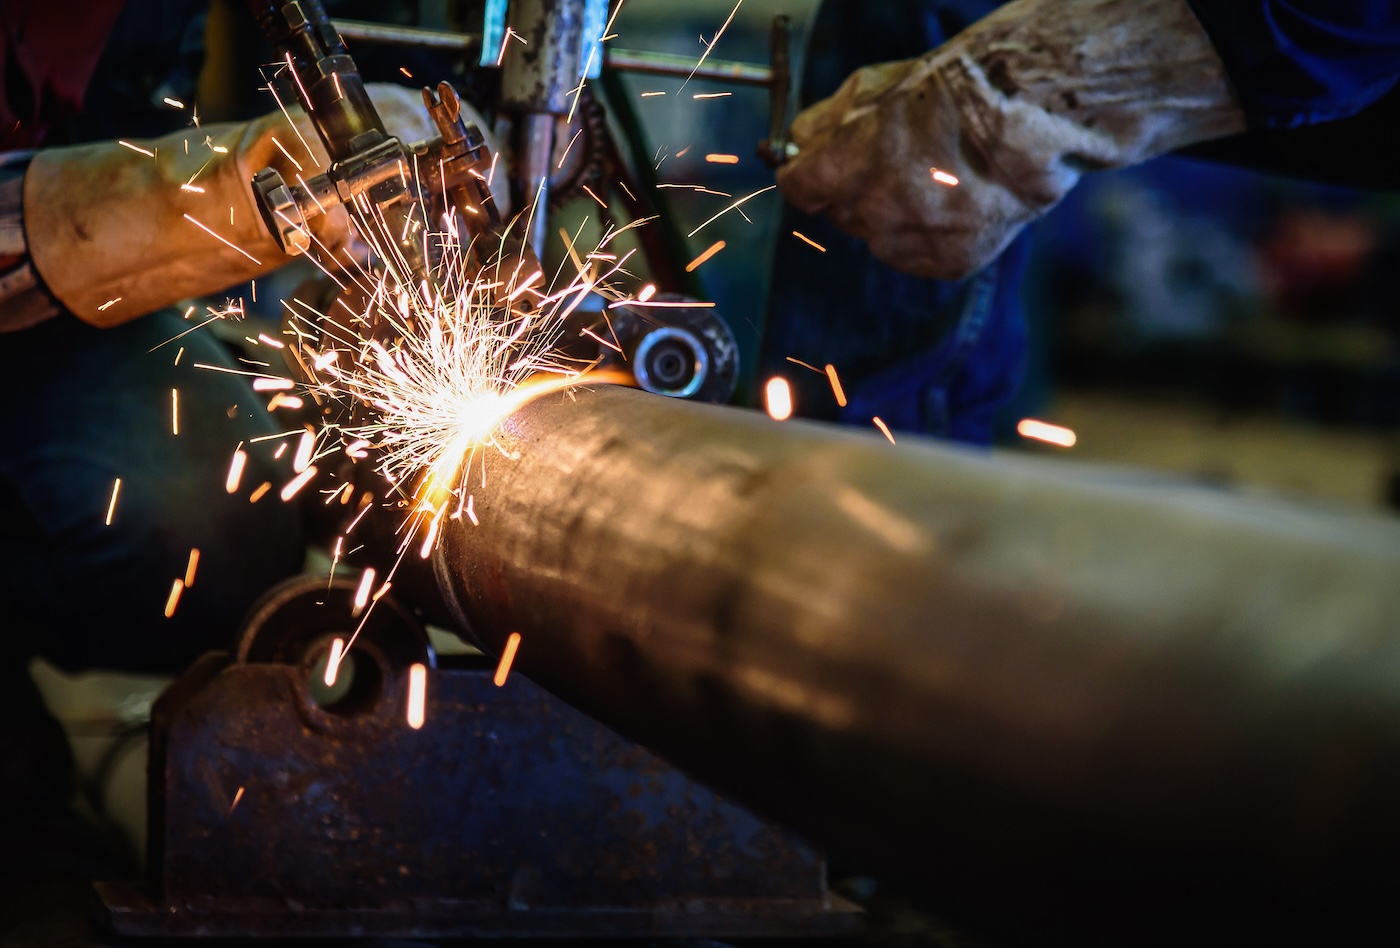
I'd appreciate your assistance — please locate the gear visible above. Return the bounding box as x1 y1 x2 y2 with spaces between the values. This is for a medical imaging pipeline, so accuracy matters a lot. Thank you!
549 84 610 212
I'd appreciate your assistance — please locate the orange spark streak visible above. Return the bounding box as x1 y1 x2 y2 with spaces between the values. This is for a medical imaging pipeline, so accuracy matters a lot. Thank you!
183 214 262 265
353 568 376 611
118 140 155 157
98 297 122 311
873 417 897 444
325 637 345 686
683 0 743 89
184 548 200 587
257 333 284 349
105 478 121 526
687 185 776 237
226 450 247 493
1017 418 1077 448
249 482 272 503
931 168 960 187
407 663 427 729
494 632 522 687
825 364 848 407
270 135 303 172
171 388 179 435
164 579 185 618
641 91 665 97
793 230 827 252
607 299 716 309
229 786 245 813
693 92 732 99
279 465 318 501
293 429 315 473
765 377 793 421
705 153 739 164
685 240 726 272
785 356 823 374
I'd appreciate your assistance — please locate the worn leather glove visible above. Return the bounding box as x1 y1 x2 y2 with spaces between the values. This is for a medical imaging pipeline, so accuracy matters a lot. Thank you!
22 83 493 327
777 0 1246 281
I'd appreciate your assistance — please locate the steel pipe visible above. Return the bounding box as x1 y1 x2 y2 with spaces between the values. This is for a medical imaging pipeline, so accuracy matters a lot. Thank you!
433 384 1400 932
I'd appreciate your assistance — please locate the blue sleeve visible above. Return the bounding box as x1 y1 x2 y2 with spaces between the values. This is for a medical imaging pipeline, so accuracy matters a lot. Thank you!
1186 1 1400 129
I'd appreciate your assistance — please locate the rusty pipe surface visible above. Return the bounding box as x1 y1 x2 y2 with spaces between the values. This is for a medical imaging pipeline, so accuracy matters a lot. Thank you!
432 384 1400 928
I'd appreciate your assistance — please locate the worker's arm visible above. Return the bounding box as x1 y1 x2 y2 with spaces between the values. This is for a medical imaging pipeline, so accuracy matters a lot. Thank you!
1189 2 1400 130
776 0 1247 281
0 84 445 331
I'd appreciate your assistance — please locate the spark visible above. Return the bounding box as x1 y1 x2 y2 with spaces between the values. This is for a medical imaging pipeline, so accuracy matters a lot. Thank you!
280 465 318 500
785 356 822 374
494 632 522 687
118 140 155 157
765 377 793 421
164 579 185 618
825 364 847 407
641 91 666 97
266 393 303 411
683 0 743 90
293 428 315 473
407 663 427 728
399 66 413 79
249 482 272 503
793 230 827 252
171 389 179 435
1018 418 1077 448
931 168 960 187
97 298 121 312
353 568 376 612
184 548 200 587
226 450 247 493
163 96 185 109
694 92 732 99
705 153 739 164
686 239 726 272
687 184 777 237
229 786 245 814
105 478 122 526
270 135 303 172
325 637 345 686
180 183 205 193
183 214 262 265
873 417 897 444
638 284 657 303
256 333 284 349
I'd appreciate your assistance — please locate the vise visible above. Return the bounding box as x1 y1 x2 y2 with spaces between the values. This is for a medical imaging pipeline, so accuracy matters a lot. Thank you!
97 575 863 940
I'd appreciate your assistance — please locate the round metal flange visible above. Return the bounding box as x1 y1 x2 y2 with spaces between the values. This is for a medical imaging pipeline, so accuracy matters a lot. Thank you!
236 573 435 674
634 325 710 399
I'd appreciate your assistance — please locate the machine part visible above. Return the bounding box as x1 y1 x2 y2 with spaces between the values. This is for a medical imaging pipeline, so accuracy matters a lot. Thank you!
332 18 777 85
245 0 430 285
499 0 585 114
99 574 861 940
757 16 798 167
574 294 739 403
633 326 710 399
547 84 609 211
431 384 1400 918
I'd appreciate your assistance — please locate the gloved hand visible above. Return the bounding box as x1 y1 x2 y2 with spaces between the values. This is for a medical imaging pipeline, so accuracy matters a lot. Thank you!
22 83 493 327
777 0 1247 281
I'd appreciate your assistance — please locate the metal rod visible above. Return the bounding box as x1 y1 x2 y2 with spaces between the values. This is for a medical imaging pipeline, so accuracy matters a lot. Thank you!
433 384 1400 917
333 17 482 52
330 18 773 85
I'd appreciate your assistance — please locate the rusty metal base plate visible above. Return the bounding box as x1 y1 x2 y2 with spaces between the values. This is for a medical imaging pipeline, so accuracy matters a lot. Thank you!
100 652 861 940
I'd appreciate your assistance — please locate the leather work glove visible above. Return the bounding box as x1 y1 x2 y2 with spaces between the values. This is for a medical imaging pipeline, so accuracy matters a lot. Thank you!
22 83 491 327
777 0 1247 281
